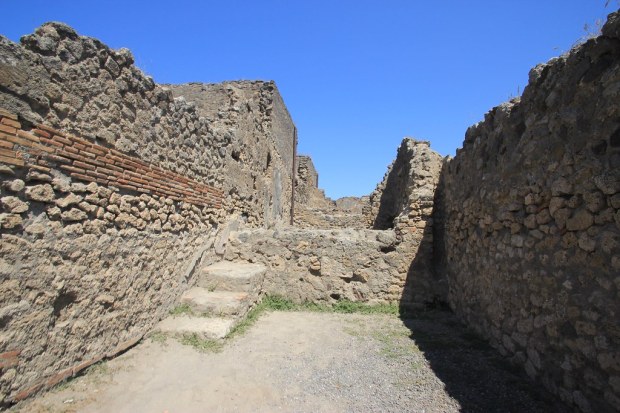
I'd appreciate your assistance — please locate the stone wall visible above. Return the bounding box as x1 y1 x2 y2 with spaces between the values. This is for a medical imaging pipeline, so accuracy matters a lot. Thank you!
167 82 296 227
224 228 400 303
295 155 319 205
0 22 294 228
293 155 371 229
0 22 296 406
436 12 620 413
0 23 223 187
365 138 445 307
0 110 222 405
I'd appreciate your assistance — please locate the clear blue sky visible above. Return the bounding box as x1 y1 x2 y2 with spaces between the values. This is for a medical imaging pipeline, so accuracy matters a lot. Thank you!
3 1 616 199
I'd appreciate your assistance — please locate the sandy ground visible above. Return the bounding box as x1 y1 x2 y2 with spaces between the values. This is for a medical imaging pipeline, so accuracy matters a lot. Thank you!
13 311 567 413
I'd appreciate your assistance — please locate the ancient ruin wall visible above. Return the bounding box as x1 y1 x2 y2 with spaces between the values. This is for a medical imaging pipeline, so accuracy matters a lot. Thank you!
0 22 294 405
295 155 319 206
167 82 296 227
365 139 445 307
437 13 620 413
225 228 400 303
0 110 223 405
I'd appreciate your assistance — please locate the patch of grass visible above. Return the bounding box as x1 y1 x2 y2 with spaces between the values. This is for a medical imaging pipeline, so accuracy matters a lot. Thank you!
409 329 465 350
373 328 421 359
332 300 399 315
83 361 111 385
51 378 74 393
181 295 403 351
149 331 169 345
257 295 400 315
169 302 193 316
180 333 223 353
86 361 109 376
261 295 299 311
227 301 266 338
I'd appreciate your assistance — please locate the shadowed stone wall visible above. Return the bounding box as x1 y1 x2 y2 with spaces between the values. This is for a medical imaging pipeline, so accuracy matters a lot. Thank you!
365 138 445 308
436 12 620 413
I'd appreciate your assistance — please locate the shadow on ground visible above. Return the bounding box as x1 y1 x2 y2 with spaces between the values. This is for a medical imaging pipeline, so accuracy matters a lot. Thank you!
398 310 569 413
394 173 569 412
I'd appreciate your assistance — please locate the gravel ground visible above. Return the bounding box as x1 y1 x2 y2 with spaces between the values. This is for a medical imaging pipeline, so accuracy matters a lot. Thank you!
13 310 567 413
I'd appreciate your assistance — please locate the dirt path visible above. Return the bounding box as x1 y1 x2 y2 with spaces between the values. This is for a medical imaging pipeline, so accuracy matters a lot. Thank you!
14 311 566 413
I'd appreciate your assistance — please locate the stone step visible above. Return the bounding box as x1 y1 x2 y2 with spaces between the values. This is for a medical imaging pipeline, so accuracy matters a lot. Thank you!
180 287 251 317
198 261 266 293
154 315 235 340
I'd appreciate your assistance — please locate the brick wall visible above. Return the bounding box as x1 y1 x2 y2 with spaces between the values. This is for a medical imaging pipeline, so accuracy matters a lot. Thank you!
0 109 222 209
0 107 225 405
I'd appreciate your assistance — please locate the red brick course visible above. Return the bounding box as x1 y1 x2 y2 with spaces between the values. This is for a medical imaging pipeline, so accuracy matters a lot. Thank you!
0 110 223 207
8 334 143 403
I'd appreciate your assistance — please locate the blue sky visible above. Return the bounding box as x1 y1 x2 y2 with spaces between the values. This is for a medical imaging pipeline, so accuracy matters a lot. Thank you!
3 1 616 198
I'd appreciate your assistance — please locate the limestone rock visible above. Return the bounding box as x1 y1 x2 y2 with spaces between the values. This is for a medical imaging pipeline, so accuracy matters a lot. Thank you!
24 184 55 202
55 193 83 208
5 179 25 192
566 209 594 232
61 208 88 222
0 213 22 229
1 196 29 214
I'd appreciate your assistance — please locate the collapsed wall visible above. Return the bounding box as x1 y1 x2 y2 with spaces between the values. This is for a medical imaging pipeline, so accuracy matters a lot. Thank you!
295 155 320 205
437 12 620 413
293 154 368 229
365 138 445 307
0 22 295 405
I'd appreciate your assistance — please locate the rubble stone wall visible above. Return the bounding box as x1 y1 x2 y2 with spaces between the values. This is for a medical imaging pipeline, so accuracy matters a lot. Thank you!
365 139 445 307
167 81 295 227
296 155 319 205
0 22 295 405
0 110 223 404
436 13 620 413
225 228 401 303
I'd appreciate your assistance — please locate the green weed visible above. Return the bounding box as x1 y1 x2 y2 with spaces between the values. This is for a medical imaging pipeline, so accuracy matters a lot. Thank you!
180 333 223 353
149 331 169 345
257 295 400 315
169 302 193 316
180 295 402 351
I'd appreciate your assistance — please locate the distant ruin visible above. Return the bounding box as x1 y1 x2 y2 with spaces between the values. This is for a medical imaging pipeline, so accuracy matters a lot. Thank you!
0 11 619 412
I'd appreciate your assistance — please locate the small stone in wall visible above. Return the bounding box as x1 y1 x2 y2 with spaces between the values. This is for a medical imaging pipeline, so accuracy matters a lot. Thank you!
0 165 15 176
55 193 83 208
47 206 61 220
78 201 97 213
51 177 71 193
578 233 596 252
25 184 55 203
566 209 594 231
553 208 571 229
26 171 52 183
61 208 88 222
594 173 620 195
0 197 29 214
551 177 573 196
0 213 22 229
4 179 24 192
25 223 47 236
309 256 321 272
95 294 115 305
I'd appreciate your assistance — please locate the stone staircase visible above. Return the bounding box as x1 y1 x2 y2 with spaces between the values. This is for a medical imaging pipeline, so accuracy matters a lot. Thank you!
155 261 266 340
